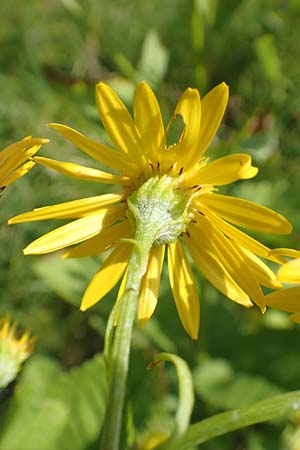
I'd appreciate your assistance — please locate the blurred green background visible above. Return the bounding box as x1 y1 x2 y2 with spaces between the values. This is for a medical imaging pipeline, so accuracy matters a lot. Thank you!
1 0 300 449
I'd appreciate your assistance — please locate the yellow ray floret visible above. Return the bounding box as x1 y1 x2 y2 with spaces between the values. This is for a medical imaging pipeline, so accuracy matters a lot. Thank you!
139 245 165 327
168 240 200 339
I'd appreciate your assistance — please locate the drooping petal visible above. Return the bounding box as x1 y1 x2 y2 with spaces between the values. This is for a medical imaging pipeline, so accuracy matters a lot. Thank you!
199 206 284 263
134 81 165 165
191 216 266 311
63 220 132 258
186 228 253 307
278 258 300 283
183 154 258 187
196 82 229 158
96 82 146 168
200 193 292 234
265 287 300 312
237 246 282 289
34 156 131 186
49 123 137 175
23 212 110 255
168 240 200 339
9 194 125 223
80 243 131 311
138 245 165 327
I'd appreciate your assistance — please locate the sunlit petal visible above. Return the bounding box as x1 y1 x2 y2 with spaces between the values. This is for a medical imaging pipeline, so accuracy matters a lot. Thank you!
269 248 300 259
63 220 132 258
199 206 284 263
237 246 282 289
186 229 252 307
168 240 200 339
34 156 131 186
9 194 124 223
183 154 258 187
265 287 300 312
49 123 137 175
278 258 300 283
134 81 165 165
80 243 131 311
138 245 165 327
1 160 36 187
172 88 201 166
190 217 266 311
200 193 292 234
23 212 109 255
196 82 229 158
96 83 146 168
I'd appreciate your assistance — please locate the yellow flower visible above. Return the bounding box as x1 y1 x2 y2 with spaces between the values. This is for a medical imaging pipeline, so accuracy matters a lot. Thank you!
0 136 49 191
9 82 293 339
0 317 34 388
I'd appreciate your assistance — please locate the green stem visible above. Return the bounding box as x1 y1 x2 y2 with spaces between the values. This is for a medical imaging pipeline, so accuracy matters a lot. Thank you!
100 239 150 450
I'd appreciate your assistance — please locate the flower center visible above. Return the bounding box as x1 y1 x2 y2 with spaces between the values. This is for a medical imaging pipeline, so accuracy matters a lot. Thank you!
127 175 190 247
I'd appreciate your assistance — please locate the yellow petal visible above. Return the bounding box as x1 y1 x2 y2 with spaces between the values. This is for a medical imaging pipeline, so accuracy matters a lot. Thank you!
1 160 36 187
80 243 131 310
96 83 146 167
23 212 110 255
63 220 132 258
186 229 252 307
0 137 48 160
9 194 124 223
265 287 300 312
269 248 300 259
278 258 300 283
172 88 201 167
0 145 40 182
191 217 266 311
138 245 165 327
134 81 165 165
184 153 258 186
168 240 200 339
199 206 283 263
200 193 292 234
196 82 229 158
49 123 137 175
34 156 131 186
237 246 282 289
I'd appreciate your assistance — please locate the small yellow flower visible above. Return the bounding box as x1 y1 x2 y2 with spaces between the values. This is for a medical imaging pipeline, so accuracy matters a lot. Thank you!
9 82 293 338
0 136 49 191
0 317 34 388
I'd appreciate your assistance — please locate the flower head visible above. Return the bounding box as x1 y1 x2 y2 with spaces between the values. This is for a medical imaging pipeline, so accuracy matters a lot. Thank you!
9 82 293 338
0 317 34 388
0 136 49 192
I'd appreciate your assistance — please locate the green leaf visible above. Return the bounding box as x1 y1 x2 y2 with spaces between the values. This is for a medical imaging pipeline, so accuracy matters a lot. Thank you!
193 357 281 410
0 354 107 450
156 390 300 450
32 256 100 306
150 352 194 437
136 30 169 88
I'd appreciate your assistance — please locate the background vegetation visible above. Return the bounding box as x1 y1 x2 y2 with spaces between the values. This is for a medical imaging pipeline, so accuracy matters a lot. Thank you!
1 0 300 449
